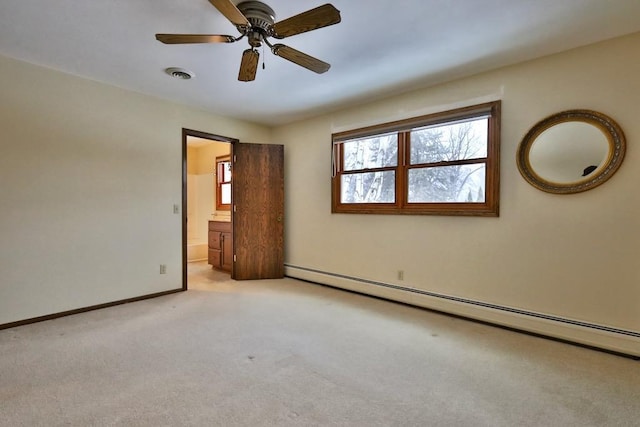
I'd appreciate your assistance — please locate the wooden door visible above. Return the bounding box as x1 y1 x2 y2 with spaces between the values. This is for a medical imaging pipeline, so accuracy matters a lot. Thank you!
232 143 284 280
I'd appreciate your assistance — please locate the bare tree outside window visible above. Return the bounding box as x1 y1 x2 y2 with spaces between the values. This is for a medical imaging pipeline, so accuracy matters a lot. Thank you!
408 118 488 203
341 134 397 203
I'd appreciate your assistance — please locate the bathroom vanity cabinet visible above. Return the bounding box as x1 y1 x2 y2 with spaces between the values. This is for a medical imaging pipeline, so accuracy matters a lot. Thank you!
208 220 232 272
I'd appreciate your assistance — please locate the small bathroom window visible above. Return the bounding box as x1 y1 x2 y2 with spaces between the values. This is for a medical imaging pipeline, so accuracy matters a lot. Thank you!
216 155 232 210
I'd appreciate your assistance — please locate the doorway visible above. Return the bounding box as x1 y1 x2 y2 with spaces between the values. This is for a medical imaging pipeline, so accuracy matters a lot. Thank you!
182 129 237 290
182 128 285 289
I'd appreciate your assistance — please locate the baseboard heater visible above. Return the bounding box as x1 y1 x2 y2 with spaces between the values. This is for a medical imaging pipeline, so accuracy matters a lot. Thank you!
285 264 640 359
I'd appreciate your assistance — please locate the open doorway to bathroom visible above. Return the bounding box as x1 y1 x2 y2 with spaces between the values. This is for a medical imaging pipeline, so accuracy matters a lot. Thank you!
183 129 236 290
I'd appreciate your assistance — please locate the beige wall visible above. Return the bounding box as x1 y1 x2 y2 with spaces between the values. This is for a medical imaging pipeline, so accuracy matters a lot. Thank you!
275 32 640 355
0 54 271 324
2 32 638 354
186 146 198 175
193 142 231 175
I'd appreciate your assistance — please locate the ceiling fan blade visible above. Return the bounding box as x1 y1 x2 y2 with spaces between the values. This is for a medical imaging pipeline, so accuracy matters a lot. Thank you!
208 0 250 28
271 4 341 39
238 49 259 82
272 44 330 74
155 34 236 44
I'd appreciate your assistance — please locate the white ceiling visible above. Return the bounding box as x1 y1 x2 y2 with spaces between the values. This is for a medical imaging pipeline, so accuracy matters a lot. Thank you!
1 1 640 126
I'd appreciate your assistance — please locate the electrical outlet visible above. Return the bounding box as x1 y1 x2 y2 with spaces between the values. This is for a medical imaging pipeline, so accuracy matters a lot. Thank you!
397 270 404 281
160 264 167 274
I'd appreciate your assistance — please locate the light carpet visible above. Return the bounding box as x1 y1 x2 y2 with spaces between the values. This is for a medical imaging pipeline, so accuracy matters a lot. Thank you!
1 262 638 426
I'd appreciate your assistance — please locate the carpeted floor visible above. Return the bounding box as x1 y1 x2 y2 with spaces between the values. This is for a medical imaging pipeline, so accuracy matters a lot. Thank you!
1 261 638 426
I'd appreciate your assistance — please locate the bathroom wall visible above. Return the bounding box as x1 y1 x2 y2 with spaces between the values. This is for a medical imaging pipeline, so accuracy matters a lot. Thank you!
186 140 231 246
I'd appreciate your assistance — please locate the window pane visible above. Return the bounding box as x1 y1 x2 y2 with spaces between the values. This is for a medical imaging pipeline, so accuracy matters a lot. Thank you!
410 117 488 164
342 134 398 171
221 161 232 182
341 171 395 203
408 164 486 203
221 183 231 204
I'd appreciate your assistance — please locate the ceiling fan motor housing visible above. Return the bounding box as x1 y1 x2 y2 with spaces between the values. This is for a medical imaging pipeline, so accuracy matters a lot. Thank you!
236 1 276 33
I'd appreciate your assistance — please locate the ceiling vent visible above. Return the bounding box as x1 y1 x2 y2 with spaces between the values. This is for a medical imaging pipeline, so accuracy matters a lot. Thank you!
165 67 194 80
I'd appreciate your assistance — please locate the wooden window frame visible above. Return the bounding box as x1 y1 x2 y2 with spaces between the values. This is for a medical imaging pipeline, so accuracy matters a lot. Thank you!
216 155 232 211
331 101 501 216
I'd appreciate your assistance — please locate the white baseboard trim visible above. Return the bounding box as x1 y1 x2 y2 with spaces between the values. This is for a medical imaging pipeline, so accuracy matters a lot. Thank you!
285 264 640 358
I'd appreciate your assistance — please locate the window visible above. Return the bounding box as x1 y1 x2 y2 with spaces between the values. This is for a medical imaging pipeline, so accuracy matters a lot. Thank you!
216 155 232 211
331 101 500 216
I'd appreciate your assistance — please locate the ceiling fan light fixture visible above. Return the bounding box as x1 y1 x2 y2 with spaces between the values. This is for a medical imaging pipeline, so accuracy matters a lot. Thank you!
165 67 195 80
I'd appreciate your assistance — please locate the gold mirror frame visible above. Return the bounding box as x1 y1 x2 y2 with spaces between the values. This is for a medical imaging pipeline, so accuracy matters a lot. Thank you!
516 110 626 194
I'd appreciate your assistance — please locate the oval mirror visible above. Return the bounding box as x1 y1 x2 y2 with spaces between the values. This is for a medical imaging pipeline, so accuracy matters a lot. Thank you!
516 110 625 194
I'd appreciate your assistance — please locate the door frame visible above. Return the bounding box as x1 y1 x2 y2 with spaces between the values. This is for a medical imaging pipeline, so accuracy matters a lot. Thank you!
182 128 238 290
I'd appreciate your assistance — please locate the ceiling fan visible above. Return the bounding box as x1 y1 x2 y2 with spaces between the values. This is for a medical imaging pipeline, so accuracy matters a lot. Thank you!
156 0 341 82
